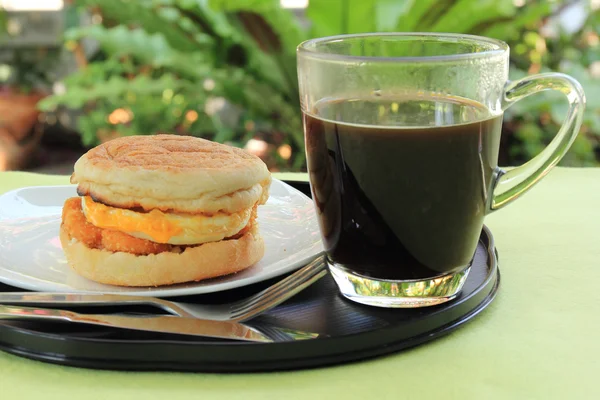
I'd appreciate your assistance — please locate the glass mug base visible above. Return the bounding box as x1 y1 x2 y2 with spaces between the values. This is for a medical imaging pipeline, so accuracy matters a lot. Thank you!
328 261 471 308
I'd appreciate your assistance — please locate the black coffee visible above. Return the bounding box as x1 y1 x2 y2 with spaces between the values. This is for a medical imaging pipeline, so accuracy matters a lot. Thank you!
304 94 503 279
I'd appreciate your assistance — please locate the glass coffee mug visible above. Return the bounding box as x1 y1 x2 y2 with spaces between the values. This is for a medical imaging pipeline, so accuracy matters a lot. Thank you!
297 33 585 308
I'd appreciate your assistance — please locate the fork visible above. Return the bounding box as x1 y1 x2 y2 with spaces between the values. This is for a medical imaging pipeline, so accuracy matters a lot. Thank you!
0 256 327 322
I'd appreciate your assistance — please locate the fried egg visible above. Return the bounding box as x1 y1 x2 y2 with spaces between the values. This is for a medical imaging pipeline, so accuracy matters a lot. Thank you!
81 196 252 245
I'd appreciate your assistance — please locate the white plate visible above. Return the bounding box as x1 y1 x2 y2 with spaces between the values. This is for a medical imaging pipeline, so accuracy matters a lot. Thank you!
0 179 323 297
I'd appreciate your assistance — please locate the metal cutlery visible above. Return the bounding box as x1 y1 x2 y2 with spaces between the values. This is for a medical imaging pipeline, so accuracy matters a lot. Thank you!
0 256 327 322
0 304 320 342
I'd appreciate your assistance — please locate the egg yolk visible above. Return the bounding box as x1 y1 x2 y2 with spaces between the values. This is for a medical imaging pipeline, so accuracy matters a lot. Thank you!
80 196 253 245
81 196 183 243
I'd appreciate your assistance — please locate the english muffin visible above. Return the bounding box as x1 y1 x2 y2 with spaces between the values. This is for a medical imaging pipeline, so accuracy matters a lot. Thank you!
60 134 271 287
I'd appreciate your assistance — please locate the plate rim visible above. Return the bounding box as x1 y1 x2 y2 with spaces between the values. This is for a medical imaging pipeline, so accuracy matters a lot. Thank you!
0 179 324 297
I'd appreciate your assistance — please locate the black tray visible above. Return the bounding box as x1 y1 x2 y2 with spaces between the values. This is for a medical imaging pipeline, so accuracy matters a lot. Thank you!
0 182 500 372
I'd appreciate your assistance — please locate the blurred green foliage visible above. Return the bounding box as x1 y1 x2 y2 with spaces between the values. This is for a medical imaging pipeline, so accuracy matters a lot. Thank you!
39 0 600 169
0 10 62 94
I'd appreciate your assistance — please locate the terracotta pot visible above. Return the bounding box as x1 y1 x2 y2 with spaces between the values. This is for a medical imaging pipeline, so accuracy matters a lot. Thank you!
0 88 46 171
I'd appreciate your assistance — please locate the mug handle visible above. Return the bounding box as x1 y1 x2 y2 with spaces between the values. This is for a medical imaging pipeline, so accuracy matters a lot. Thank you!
488 73 586 212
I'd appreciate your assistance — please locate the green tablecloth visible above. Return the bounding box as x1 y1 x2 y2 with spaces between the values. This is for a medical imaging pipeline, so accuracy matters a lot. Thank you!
1 169 598 399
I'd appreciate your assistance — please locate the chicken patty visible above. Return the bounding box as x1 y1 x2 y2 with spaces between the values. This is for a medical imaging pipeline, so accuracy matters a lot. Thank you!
61 197 257 256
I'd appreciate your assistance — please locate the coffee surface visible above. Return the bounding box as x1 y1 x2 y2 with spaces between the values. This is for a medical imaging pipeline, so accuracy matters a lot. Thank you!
304 94 503 279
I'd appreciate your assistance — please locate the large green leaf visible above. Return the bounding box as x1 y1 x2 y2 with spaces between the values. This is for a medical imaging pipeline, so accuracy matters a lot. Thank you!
76 0 197 51
395 0 437 31
173 0 238 38
225 15 296 97
306 0 377 37
427 0 516 33
207 0 306 97
75 0 208 51
304 0 416 34
171 0 297 96
76 2 293 96
481 2 553 40
208 0 308 52
375 0 416 31
154 6 214 45
65 25 210 79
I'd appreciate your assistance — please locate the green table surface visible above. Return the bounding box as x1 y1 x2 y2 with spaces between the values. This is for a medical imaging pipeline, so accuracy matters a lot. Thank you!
1 168 598 399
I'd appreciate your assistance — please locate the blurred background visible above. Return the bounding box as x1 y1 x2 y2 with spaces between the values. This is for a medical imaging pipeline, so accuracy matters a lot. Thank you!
0 0 598 174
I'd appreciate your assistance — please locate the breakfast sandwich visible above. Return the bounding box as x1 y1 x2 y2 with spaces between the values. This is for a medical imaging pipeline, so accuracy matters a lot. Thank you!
60 134 271 287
